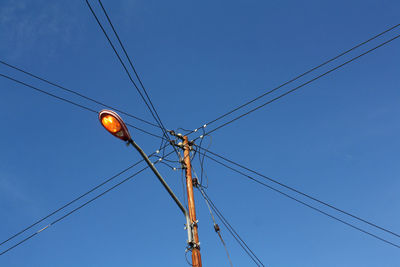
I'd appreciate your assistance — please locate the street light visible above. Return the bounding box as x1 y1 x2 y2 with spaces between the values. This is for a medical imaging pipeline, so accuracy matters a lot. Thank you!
99 110 131 141
98 109 194 247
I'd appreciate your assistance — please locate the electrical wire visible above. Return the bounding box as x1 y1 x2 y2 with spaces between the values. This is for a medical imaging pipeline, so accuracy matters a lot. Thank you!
197 186 233 267
181 169 188 210
196 145 400 239
0 72 164 140
198 150 400 249
198 135 211 187
184 248 194 266
0 168 145 256
97 0 169 137
0 142 170 248
97 0 184 165
86 0 180 161
0 161 139 247
0 60 159 128
199 188 265 267
188 23 400 136
199 32 400 138
0 149 175 256
156 157 179 170
215 226 234 267
154 154 180 164
85 0 161 129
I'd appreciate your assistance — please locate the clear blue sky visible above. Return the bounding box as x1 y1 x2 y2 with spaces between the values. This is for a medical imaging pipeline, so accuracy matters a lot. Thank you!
1 0 399 266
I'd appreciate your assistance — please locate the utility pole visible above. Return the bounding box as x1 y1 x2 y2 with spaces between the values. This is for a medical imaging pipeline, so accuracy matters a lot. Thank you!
99 110 195 260
183 135 202 267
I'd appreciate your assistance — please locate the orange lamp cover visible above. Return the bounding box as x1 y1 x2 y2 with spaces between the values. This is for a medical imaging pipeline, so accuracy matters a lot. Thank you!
99 110 131 141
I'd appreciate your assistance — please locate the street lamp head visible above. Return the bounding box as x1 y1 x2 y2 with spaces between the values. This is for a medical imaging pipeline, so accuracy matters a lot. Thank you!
99 109 131 142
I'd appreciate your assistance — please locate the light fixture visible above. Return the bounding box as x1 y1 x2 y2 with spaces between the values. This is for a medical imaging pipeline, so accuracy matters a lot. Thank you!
98 109 131 142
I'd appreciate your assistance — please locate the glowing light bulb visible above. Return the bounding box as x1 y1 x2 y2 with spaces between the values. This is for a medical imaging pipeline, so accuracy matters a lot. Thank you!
101 115 122 133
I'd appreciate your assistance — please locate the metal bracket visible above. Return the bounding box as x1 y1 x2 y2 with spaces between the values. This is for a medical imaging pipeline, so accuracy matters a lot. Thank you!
191 220 199 228
192 242 201 250
192 177 199 187
180 160 187 169
169 130 185 140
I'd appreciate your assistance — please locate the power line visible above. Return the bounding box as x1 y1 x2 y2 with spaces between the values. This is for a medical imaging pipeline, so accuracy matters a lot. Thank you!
0 149 175 256
0 72 163 140
97 0 169 137
196 145 400 239
0 60 160 128
188 23 400 136
200 32 400 137
197 135 211 188
0 161 139 247
0 142 170 248
85 1 172 142
86 0 182 162
85 0 160 128
198 150 400 249
0 167 145 256
198 187 265 267
197 186 233 267
97 0 181 161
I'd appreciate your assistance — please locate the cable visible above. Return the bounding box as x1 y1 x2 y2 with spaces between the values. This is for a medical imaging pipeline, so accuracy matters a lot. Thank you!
197 186 233 267
199 150 400 249
199 188 265 266
97 0 169 137
86 0 182 164
203 33 400 137
0 149 175 256
97 0 184 165
184 248 194 266
0 168 145 256
0 60 160 128
85 1 175 147
0 161 138 247
85 0 160 128
181 169 188 209
198 135 211 187
200 32 400 138
215 226 234 267
154 154 180 164
0 72 164 140
196 145 400 239
0 141 170 247
156 157 179 170
188 23 400 135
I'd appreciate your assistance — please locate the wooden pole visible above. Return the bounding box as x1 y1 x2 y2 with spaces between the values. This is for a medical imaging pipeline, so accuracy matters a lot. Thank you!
183 136 202 267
